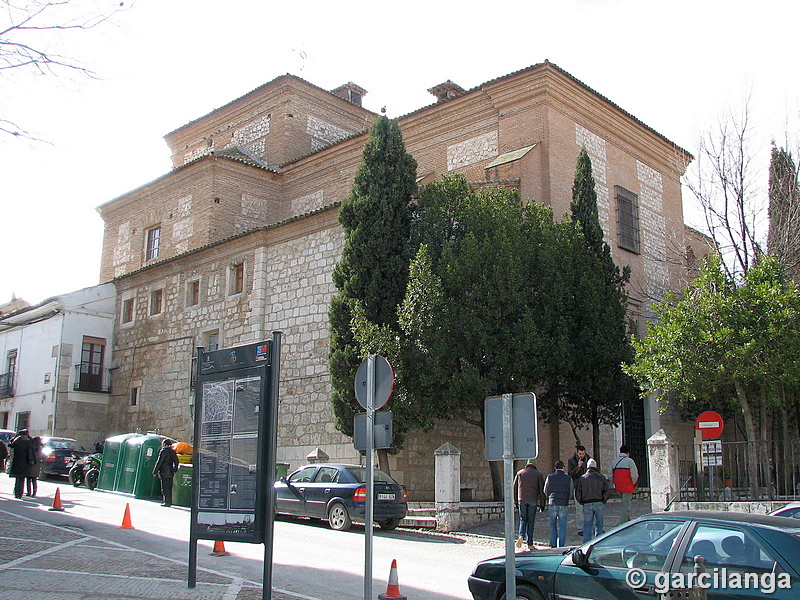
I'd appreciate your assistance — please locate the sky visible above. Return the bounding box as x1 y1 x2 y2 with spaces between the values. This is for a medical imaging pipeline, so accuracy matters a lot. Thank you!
1 0 799 306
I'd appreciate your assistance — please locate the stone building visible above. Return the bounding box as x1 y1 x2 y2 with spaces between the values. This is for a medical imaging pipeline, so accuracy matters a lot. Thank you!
97 62 709 500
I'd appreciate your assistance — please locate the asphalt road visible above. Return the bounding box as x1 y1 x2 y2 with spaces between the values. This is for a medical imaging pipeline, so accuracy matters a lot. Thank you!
0 477 506 600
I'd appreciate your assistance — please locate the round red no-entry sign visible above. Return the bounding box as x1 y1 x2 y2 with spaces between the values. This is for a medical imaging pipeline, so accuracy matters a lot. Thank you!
695 410 724 440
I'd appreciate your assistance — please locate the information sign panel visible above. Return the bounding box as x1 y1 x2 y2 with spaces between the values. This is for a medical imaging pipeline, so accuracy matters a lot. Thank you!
191 341 275 544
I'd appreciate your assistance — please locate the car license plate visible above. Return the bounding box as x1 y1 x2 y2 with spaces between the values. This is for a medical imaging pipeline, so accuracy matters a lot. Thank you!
377 493 395 500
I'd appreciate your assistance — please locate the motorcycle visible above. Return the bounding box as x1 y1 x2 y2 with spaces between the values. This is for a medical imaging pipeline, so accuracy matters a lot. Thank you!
68 453 102 488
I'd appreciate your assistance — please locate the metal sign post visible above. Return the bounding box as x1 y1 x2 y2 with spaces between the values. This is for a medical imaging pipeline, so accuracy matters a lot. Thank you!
353 355 393 600
484 392 537 600
502 393 516 600
364 355 375 600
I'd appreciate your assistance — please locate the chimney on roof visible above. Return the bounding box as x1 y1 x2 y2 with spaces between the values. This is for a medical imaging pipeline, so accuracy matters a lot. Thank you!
331 82 367 107
427 80 466 102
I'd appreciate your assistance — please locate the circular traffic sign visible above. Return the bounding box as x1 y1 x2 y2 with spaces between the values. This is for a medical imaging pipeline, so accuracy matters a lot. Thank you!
695 411 724 440
354 355 394 409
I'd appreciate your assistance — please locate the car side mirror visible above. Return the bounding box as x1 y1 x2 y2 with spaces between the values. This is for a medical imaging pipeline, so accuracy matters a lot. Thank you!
572 548 589 568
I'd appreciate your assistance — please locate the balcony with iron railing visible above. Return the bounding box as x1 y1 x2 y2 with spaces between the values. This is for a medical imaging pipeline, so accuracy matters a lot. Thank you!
73 363 112 393
0 372 14 398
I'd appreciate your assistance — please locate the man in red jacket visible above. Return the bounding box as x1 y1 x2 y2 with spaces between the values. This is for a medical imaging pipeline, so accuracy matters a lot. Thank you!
609 444 639 525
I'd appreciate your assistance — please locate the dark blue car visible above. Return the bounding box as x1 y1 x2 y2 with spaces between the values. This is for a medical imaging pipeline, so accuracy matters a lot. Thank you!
274 463 407 531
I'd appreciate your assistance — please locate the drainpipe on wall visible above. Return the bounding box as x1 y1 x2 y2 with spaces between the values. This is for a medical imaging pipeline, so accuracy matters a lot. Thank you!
51 310 66 437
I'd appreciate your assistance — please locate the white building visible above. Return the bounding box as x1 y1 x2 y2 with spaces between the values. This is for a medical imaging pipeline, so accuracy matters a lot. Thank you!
0 284 116 447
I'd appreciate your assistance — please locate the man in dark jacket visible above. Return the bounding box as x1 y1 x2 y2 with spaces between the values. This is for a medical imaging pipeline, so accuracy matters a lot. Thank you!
568 445 591 536
575 458 611 543
513 460 545 550
152 438 179 507
543 460 571 547
8 429 34 499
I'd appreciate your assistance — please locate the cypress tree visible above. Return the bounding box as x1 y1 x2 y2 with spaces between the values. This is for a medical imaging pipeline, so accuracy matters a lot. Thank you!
328 116 418 439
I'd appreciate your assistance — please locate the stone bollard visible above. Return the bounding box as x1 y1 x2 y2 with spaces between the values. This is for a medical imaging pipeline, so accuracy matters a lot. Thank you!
647 429 680 513
434 442 461 532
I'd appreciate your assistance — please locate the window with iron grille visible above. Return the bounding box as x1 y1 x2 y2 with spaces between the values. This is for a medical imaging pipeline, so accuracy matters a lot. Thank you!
145 226 161 261
78 337 106 392
615 186 640 254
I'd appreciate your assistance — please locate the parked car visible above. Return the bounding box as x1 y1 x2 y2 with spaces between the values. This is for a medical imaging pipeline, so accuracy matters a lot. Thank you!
468 511 800 600
274 463 407 531
770 502 800 519
0 429 14 443
39 437 89 478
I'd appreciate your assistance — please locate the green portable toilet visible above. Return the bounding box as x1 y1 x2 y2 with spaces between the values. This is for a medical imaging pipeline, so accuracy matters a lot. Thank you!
97 433 142 492
116 436 145 494
131 433 165 499
172 464 192 507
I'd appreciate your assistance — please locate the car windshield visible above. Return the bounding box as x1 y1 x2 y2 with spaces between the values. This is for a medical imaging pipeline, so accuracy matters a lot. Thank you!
346 467 396 484
46 439 84 451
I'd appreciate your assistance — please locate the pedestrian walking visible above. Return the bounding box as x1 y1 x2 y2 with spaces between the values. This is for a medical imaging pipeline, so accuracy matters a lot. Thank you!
8 429 34 499
568 445 591 537
513 459 545 550
575 458 611 543
609 444 639 525
26 436 43 497
152 438 179 507
543 460 571 547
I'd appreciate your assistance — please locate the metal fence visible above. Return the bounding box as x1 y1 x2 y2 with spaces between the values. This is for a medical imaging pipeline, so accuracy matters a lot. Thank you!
676 439 800 502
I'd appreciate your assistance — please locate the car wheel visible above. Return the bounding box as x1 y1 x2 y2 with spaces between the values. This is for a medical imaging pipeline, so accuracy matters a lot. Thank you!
327 503 352 531
378 518 401 531
501 584 544 600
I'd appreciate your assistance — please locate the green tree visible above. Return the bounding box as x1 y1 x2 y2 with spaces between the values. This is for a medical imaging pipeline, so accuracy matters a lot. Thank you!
566 147 636 461
354 174 571 499
628 254 800 497
328 115 418 460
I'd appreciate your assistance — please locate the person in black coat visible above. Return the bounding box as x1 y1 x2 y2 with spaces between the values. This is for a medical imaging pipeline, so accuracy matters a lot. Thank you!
152 438 179 506
8 429 34 499
26 436 43 497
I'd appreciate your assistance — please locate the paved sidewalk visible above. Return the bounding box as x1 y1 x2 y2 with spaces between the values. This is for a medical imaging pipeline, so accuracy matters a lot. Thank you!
0 505 278 600
460 497 653 544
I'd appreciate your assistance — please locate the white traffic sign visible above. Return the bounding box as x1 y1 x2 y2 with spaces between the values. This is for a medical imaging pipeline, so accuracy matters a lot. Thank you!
354 355 394 409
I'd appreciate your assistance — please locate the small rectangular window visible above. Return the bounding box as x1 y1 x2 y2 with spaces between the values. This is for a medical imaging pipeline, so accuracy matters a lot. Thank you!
121 298 134 324
615 185 641 254
130 387 139 406
145 226 161 261
229 262 244 295
149 289 163 316
186 280 200 307
15 411 30 431
204 329 220 351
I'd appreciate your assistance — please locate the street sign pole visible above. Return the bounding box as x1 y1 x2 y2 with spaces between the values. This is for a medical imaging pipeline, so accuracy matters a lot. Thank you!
502 393 516 600
364 355 375 600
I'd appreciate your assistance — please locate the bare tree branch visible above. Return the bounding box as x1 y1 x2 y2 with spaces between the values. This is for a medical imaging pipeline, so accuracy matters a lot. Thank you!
684 96 766 281
1 0 131 139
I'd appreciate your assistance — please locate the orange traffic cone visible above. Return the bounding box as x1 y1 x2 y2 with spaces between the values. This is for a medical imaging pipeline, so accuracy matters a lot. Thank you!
210 540 230 557
119 503 134 529
48 488 64 512
379 559 407 600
